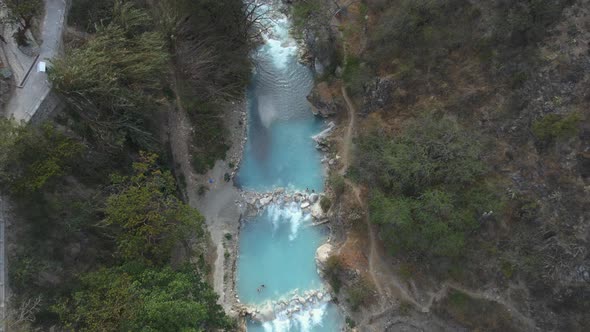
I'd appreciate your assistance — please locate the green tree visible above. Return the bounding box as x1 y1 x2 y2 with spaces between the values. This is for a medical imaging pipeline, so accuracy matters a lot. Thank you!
360 113 496 258
358 114 483 196
54 264 234 332
49 2 169 150
104 152 204 264
0 120 85 193
2 0 42 45
532 112 582 144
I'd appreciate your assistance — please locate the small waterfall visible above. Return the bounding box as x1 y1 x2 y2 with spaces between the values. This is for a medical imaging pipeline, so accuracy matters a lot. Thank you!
267 201 312 241
260 292 331 332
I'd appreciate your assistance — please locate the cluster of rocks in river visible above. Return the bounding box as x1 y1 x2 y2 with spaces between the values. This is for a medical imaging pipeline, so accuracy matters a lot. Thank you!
307 82 345 117
233 289 331 322
240 188 329 224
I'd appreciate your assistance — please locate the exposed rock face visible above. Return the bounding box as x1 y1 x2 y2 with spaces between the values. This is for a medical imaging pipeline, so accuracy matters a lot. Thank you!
309 193 319 203
361 76 396 115
307 82 344 117
315 243 333 272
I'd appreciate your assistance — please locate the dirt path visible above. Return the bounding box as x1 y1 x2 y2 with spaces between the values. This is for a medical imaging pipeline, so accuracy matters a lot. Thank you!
3 0 67 121
338 86 426 325
168 79 246 312
337 100 533 328
422 282 536 330
339 85 355 176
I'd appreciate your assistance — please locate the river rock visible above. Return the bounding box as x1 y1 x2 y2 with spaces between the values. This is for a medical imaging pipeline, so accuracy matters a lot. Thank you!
307 82 344 117
315 243 333 271
309 193 319 203
260 196 273 206
312 121 336 142
310 200 324 219
300 201 310 209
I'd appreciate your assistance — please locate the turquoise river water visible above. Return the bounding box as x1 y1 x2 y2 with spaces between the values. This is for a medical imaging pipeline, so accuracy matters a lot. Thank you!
235 2 344 331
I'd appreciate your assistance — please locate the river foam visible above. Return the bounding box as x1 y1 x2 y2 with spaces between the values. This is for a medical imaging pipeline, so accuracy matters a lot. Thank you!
267 202 311 241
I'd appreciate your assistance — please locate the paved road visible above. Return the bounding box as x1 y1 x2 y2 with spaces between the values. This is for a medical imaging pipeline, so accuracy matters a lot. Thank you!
0 196 6 332
1 1 66 328
4 0 66 122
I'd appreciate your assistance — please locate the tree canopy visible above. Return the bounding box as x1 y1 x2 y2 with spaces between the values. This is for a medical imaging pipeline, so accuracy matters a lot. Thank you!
0 119 84 194
357 114 498 258
49 2 169 150
2 0 42 44
104 152 204 264
54 264 234 332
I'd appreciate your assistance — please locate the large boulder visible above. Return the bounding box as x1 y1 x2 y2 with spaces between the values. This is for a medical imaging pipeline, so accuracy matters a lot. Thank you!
361 76 396 115
315 243 333 271
307 82 344 117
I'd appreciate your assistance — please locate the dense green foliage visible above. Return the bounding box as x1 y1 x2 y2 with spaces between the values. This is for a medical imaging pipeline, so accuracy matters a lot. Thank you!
68 0 115 32
324 255 343 293
364 0 572 86
329 173 346 197
5 1 253 328
104 152 204 264
166 0 255 172
435 289 522 331
54 264 233 331
292 0 322 29
2 0 42 45
320 196 332 213
347 277 375 311
3 129 228 329
50 2 169 150
532 112 582 143
369 0 478 61
357 114 498 258
0 122 84 193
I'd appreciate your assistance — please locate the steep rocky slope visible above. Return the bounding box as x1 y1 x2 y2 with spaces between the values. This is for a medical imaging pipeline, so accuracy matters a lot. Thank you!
293 0 590 330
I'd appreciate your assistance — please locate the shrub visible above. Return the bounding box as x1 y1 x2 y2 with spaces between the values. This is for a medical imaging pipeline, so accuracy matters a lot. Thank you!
347 277 375 311
292 0 322 29
359 113 498 259
345 317 356 328
320 196 332 213
342 56 373 96
68 0 115 32
197 185 208 196
324 255 343 293
449 289 469 308
532 112 582 143
329 174 346 197
399 301 413 316
50 2 169 150
501 260 515 279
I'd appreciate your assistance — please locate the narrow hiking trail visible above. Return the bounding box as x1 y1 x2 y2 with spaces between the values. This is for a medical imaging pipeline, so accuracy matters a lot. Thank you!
422 282 537 330
338 87 533 328
339 85 426 319
339 85 355 176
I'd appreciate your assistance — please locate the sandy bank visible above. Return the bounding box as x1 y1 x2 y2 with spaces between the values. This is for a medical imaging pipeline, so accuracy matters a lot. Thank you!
168 98 247 313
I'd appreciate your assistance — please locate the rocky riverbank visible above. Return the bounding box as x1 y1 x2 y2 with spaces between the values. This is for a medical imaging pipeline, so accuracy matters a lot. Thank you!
167 96 249 317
